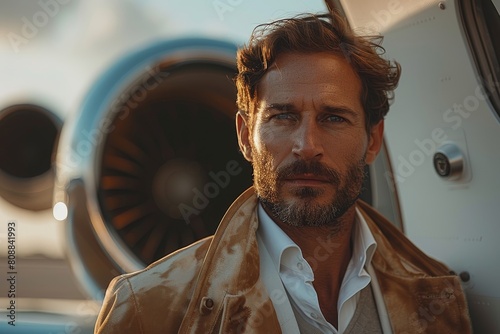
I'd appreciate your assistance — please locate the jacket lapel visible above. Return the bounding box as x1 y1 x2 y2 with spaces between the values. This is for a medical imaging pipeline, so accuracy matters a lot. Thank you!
178 188 281 333
357 200 472 334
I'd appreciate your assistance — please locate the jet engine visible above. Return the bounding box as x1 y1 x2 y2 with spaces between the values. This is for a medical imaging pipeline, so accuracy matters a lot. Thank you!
0 104 61 211
54 38 254 299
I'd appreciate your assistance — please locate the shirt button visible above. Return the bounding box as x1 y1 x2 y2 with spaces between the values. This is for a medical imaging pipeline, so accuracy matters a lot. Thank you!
297 262 303 270
310 312 319 319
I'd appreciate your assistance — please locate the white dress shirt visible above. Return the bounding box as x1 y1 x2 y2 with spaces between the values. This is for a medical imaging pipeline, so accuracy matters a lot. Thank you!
257 203 381 334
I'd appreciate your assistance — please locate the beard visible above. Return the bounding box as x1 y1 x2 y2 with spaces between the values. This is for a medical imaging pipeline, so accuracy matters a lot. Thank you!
252 149 367 230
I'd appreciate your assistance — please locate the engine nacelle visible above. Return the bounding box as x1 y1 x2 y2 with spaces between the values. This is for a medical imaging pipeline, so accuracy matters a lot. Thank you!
54 38 253 299
0 104 61 211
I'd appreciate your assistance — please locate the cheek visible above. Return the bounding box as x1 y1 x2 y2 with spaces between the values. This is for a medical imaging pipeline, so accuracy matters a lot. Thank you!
252 129 291 171
344 131 369 154
327 134 369 166
252 125 283 154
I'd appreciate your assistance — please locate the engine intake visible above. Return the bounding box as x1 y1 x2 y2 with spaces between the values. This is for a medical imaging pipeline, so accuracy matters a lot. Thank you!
56 38 253 299
0 104 61 211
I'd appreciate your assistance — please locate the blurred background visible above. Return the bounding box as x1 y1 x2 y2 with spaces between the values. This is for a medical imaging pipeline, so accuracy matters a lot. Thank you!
1 0 499 333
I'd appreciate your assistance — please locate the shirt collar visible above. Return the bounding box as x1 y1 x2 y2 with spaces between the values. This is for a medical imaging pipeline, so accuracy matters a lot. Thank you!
353 206 377 274
257 202 377 275
257 203 298 270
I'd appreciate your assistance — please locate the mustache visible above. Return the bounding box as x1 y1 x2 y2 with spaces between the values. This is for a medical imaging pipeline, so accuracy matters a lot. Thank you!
276 160 341 184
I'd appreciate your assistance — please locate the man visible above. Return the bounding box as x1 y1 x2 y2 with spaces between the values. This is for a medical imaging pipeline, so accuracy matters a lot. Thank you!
94 12 472 333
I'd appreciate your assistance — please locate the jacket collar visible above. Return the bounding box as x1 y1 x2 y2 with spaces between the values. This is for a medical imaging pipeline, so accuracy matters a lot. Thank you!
179 187 471 334
179 188 279 333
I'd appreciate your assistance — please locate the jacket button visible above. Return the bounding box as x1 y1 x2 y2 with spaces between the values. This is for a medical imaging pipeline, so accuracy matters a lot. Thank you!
200 297 214 315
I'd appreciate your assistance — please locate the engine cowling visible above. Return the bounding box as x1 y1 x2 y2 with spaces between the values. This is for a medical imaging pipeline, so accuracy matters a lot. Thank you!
55 38 253 299
0 104 61 211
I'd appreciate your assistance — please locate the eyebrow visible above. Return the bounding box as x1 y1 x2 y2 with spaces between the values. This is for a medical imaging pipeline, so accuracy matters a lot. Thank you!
263 103 296 112
263 103 359 119
322 105 360 119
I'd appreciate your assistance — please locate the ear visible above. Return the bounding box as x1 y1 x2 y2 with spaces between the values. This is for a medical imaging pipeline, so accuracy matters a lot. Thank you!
236 111 253 162
365 120 384 165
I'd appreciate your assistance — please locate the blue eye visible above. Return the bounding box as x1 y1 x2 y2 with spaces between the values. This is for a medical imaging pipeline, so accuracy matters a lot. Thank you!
324 115 345 123
274 113 292 119
272 113 297 121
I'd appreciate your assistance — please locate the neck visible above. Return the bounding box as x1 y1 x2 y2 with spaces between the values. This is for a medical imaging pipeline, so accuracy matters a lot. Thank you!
273 207 355 276
265 205 357 328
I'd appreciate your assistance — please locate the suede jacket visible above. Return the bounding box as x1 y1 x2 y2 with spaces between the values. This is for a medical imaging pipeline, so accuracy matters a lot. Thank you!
95 187 472 333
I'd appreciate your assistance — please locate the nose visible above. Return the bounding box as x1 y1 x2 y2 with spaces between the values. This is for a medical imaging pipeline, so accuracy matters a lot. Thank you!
292 117 324 160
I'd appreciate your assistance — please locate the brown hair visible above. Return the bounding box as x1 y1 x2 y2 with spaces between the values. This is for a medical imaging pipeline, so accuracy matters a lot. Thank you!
235 12 401 131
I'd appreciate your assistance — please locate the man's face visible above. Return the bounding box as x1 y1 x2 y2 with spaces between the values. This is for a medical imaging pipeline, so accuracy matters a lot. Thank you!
237 52 384 227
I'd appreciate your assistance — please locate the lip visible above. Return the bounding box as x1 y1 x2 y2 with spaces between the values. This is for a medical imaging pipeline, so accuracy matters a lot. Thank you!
283 174 330 186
